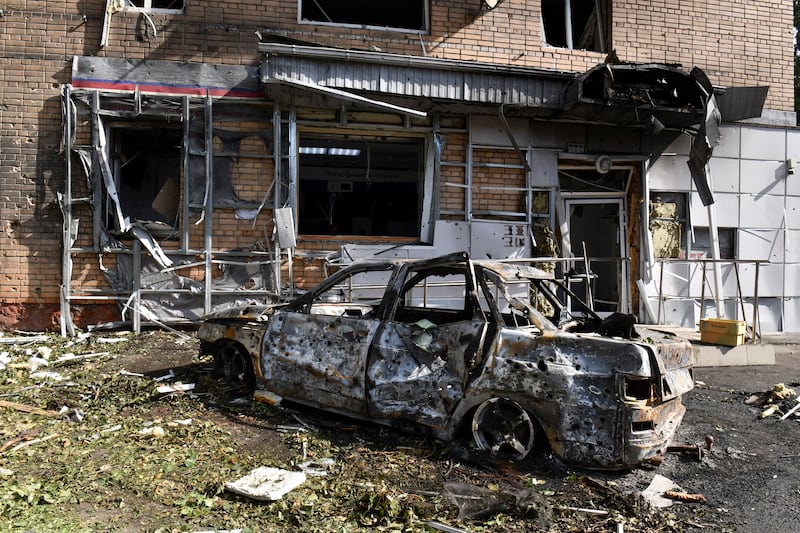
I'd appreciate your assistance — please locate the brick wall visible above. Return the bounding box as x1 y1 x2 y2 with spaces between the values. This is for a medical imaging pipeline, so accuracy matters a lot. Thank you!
0 0 794 327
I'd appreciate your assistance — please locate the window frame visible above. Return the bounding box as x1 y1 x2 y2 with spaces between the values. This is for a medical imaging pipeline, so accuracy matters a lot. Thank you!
541 0 609 52
125 0 185 15
297 0 430 33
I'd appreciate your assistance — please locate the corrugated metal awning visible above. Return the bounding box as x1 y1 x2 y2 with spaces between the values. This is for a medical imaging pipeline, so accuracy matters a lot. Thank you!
258 43 573 112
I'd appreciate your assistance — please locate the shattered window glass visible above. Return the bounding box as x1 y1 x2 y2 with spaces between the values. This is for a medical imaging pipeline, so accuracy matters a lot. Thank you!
541 0 609 52
299 0 427 31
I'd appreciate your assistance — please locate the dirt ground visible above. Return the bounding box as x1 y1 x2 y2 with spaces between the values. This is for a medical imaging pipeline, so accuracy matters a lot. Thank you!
1 331 799 531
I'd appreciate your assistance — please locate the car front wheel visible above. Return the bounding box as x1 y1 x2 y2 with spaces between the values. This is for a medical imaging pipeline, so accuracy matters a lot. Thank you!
471 398 536 461
213 341 255 384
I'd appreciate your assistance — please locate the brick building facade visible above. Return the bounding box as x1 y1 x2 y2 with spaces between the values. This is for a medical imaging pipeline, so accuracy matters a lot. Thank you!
0 1 797 332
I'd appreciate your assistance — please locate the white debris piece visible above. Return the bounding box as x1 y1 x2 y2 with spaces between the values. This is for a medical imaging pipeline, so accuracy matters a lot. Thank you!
641 474 683 508
29 371 64 381
156 382 195 394
225 466 306 501
36 346 53 360
138 426 166 438
298 458 336 477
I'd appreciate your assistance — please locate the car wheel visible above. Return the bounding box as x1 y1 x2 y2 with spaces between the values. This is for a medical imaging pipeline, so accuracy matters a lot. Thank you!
471 398 536 461
214 341 254 383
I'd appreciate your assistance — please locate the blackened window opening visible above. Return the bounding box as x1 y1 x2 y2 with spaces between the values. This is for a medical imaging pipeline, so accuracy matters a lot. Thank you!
300 0 427 31
541 0 608 52
113 127 182 230
298 137 423 237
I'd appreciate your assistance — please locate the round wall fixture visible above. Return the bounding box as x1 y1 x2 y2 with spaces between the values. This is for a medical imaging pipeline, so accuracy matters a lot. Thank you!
595 155 613 174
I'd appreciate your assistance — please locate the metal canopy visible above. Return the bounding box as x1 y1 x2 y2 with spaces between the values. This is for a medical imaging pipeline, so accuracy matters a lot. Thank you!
259 42 573 112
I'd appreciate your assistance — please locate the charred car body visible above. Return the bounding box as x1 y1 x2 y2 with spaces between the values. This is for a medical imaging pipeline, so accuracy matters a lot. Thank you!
198 252 693 469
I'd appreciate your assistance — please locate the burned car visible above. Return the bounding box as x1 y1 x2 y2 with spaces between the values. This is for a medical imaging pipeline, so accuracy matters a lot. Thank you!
198 252 693 469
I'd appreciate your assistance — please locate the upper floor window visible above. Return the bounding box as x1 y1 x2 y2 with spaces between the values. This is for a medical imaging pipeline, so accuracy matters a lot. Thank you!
541 0 609 52
299 0 428 32
126 0 185 14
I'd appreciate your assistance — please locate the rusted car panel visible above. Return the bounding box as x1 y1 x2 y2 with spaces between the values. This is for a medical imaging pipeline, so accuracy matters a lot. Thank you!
197 252 694 469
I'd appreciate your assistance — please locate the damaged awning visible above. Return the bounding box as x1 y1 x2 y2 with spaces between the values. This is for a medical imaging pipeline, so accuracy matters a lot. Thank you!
258 42 572 113
561 62 709 129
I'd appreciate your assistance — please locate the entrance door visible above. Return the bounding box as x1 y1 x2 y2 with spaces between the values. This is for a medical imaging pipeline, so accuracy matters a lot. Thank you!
565 199 627 314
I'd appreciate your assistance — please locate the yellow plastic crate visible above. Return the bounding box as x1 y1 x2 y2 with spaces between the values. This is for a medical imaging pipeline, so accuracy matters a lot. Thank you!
699 318 746 335
699 319 746 346
700 330 744 347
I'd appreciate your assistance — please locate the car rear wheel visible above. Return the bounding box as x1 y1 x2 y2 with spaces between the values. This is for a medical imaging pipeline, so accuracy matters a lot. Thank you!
213 341 254 383
471 398 536 461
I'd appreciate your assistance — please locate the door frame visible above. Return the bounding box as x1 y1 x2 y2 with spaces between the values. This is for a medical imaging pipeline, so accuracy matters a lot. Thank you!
562 197 630 314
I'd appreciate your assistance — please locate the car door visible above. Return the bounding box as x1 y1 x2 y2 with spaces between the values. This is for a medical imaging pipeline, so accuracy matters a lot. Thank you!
366 258 487 429
260 264 393 416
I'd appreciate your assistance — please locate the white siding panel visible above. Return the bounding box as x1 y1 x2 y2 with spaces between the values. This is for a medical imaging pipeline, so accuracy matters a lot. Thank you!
713 125 741 158
739 160 786 195
687 263 740 298
784 230 800 263
742 298 782 333
786 202 800 229
736 262 784 297
739 194 786 228
709 157 740 192
741 127 786 161
690 192 739 227
782 297 800 332
784 264 800 295
648 155 691 191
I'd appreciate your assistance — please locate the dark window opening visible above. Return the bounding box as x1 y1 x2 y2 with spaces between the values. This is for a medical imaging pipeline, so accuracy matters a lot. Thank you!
298 137 423 237
691 227 736 260
542 0 609 52
128 0 184 10
300 0 427 31
112 127 181 231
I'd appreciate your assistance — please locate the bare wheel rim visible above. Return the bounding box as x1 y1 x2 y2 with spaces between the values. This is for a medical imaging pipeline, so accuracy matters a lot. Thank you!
471 398 535 461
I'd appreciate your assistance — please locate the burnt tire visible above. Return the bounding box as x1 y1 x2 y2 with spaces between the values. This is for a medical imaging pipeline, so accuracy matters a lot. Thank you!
471 398 536 461
213 341 255 384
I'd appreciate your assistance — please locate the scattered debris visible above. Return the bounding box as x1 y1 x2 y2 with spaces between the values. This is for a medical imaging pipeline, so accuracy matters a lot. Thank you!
138 426 166 438
663 490 707 503
156 382 196 394
779 398 800 420
224 466 306 501
297 457 335 477
641 474 683 508
0 400 59 417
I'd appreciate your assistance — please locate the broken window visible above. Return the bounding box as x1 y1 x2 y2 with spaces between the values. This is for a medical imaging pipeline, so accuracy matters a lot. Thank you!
126 0 185 13
299 0 428 32
541 0 609 52
649 192 687 259
297 137 423 237
111 126 182 233
691 227 736 260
